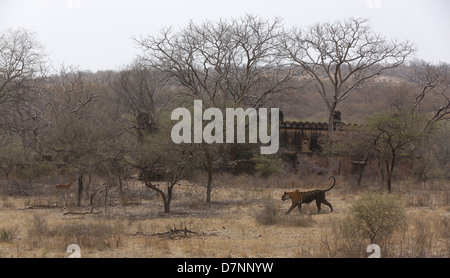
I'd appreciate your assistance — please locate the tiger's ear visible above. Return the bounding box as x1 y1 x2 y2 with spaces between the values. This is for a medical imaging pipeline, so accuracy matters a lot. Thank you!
284 191 286 194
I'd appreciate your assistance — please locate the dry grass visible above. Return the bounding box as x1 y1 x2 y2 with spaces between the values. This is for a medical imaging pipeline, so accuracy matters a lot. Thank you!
0 174 448 258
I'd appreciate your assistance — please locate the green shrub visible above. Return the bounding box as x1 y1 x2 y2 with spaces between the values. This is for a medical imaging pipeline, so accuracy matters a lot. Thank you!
347 192 406 244
252 155 283 177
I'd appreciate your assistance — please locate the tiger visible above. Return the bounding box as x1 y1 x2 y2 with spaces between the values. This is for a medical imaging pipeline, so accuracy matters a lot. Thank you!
281 176 335 215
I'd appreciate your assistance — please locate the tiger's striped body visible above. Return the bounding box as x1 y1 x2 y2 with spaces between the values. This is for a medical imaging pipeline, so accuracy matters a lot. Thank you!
282 176 335 214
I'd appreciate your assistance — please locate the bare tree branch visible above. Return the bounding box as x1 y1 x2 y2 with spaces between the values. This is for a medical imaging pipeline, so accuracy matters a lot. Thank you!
134 14 297 109
412 61 450 126
280 17 415 134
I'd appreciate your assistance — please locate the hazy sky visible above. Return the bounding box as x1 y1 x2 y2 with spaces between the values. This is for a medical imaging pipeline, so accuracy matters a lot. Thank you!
1 0 449 72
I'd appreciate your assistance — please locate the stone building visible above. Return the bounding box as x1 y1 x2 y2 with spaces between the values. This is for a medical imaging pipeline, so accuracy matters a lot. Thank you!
279 111 346 153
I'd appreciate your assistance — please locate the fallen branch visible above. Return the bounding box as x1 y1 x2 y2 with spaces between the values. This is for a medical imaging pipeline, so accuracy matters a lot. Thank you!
154 227 197 239
125 227 217 239
125 231 150 237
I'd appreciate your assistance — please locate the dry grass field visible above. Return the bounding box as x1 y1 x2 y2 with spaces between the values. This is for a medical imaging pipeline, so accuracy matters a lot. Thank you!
0 174 448 258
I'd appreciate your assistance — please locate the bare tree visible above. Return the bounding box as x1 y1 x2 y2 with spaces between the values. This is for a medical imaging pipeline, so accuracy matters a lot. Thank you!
0 134 24 183
48 65 100 119
0 28 47 103
109 61 170 128
0 28 49 159
125 121 194 214
46 65 105 206
135 14 296 109
363 111 425 192
412 61 449 127
280 17 415 134
135 15 296 203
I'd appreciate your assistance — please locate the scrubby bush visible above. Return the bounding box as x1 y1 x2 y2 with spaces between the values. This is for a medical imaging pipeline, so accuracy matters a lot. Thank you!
0 227 17 242
253 155 283 177
346 192 406 244
256 195 314 227
256 196 279 225
322 193 406 257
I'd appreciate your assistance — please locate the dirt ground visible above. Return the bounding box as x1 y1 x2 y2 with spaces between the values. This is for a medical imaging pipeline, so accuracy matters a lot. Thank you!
0 176 448 258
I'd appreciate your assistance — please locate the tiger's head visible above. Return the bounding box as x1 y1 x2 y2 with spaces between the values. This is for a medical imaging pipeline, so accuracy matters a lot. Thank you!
281 191 291 201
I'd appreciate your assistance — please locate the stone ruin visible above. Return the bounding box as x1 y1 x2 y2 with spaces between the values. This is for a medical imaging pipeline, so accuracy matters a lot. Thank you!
279 111 348 153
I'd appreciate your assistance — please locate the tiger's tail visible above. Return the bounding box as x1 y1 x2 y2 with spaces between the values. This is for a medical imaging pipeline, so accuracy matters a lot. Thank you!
324 176 336 192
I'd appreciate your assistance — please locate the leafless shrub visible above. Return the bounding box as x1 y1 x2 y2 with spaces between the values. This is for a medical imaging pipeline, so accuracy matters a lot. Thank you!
255 195 315 227
255 196 279 225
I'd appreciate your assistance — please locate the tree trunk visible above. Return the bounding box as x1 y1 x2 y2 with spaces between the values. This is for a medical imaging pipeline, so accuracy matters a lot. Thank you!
205 166 213 203
143 177 172 214
357 158 369 186
163 185 174 214
163 201 170 214
327 101 337 136
20 129 28 161
117 175 123 195
104 184 109 206
386 153 396 193
32 129 43 161
203 145 215 204
378 160 385 186
77 173 84 207
161 183 175 214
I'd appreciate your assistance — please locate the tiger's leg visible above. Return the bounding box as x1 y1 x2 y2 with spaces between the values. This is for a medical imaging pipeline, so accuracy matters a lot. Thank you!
315 199 322 213
297 202 302 212
322 197 333 212
285 203 297 215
